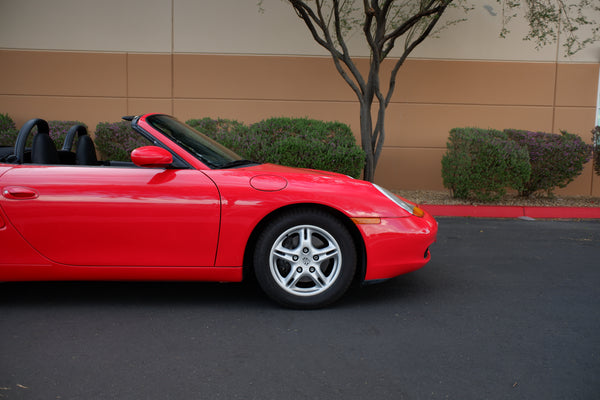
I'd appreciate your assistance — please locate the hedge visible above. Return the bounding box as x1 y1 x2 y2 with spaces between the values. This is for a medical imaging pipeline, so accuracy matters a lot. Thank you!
504 129 592 196
94 121 147 161
48 120 87 149
188 117 365 178
441 128 531 202
0 113 18 146
186 117 247 150
442 127 595 200
0 115 86 149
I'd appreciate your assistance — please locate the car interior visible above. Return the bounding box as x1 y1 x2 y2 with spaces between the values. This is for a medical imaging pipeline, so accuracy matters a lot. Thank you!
0 118 139 167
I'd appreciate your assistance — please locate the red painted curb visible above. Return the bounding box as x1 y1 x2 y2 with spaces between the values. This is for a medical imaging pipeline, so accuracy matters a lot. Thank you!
421 204 600 219
524 206 600 219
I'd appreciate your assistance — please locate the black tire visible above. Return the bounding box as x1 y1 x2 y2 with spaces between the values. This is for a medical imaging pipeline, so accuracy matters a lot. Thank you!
253 209 356 309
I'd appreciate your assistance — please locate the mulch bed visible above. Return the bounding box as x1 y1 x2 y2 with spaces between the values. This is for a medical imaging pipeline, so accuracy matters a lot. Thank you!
394 190 600 208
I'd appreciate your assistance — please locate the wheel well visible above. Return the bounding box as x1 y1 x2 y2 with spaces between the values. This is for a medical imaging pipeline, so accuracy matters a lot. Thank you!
242 203 367 284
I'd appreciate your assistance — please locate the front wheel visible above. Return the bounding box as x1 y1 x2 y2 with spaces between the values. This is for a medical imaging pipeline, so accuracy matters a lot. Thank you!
253 209 356 309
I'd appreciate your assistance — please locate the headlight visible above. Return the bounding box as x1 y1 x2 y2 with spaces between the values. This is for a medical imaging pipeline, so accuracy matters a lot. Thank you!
372 184 424 217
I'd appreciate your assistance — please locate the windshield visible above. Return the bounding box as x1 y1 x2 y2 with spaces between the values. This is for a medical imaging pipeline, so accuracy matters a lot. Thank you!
145 115 247 169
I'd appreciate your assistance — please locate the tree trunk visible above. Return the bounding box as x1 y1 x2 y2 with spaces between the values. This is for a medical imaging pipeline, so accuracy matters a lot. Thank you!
359 91 386 183
359 100 375 182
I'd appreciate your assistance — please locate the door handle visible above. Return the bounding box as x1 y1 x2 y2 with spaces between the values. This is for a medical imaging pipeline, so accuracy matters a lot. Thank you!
2 186 39 200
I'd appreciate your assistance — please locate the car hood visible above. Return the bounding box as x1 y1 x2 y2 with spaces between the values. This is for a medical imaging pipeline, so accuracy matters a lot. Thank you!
244 163 353 182
206 163 417 219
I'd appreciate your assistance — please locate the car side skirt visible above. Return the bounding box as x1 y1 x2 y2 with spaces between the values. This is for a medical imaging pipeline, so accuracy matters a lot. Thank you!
0 265 243 282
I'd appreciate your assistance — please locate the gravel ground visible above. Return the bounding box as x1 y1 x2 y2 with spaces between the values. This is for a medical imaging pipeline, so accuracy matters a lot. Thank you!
394 189 600 208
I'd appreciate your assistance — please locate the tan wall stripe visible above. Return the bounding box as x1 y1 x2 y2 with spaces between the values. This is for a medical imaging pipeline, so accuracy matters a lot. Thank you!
0 50 598 196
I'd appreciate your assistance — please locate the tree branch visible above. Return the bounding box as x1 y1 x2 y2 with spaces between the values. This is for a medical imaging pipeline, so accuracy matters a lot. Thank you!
382 1 447 58
385 2 449 107
289 0 366 98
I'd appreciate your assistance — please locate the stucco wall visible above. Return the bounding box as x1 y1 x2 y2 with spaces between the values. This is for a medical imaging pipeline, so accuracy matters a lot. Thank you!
1 0 598 195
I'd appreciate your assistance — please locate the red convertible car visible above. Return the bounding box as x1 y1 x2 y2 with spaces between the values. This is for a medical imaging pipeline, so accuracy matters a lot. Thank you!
0 113 437 308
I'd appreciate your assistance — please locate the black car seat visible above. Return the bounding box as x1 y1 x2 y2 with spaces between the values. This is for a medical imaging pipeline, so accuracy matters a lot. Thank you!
76 134 98 165
31 131 59 164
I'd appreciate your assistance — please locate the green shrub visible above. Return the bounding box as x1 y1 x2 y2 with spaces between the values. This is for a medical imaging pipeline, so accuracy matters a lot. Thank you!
504 129 592 196
186 117 247 150
251 118 365 177
441 128 531 202
0 113 18 146
95 121 147 161
187 117 365 178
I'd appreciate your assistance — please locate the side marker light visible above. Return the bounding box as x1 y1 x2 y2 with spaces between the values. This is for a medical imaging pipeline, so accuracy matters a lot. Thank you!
413 206 425 218
351 217 381 225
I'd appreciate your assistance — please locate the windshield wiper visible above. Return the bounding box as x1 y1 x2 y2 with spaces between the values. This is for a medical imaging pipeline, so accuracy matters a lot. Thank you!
220 159 259 169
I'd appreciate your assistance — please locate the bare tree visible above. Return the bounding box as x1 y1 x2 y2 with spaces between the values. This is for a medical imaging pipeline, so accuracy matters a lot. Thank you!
275 0 599 181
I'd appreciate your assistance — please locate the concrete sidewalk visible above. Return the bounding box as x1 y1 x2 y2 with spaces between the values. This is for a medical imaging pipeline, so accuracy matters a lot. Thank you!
422 204 600 219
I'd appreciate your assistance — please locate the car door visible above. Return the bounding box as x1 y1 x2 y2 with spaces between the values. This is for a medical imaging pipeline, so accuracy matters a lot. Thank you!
0 164 221 267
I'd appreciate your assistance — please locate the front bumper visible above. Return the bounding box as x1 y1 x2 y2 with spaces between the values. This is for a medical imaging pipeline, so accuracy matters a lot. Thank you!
358 212 438 281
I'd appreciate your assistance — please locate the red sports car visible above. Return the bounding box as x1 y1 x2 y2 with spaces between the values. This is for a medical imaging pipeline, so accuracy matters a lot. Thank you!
0 114 437 308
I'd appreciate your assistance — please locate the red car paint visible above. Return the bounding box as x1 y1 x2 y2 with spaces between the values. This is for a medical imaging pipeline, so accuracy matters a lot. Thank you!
0 114 437 293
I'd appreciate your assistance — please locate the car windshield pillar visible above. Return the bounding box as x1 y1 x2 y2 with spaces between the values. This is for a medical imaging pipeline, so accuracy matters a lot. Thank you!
144 115 243 169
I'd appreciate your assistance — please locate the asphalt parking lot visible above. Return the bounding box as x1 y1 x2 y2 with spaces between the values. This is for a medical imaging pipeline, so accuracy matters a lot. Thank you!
1 217 599 400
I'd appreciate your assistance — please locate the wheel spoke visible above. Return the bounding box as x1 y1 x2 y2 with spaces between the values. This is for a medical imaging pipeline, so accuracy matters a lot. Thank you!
284 269 304 289
273 242 300 263
299 227 314 252
312 243 339 261
310 267 329 287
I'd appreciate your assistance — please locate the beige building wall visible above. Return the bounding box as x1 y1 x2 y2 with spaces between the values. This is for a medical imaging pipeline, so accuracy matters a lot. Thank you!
0 0 599 195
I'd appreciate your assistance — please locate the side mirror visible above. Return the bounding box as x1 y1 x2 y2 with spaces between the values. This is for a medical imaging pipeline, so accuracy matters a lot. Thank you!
131 146 173 168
